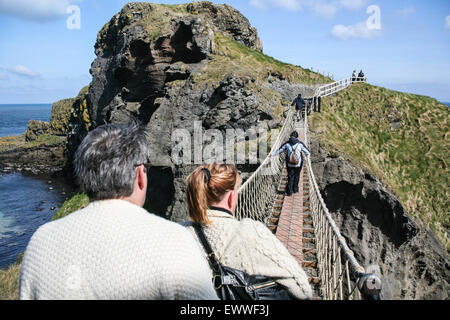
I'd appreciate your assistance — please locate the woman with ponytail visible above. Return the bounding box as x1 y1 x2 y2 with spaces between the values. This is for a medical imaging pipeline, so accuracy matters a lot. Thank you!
183 162 312 300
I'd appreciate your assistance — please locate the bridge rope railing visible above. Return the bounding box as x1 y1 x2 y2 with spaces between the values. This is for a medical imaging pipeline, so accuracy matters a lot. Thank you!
235 75 381 300
235 107 295 222
303 102 365 300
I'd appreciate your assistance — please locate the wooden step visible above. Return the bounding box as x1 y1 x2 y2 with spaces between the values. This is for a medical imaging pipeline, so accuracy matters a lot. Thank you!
308 277 321 284
303 227 314 234
303 237 315 244
303 266 318 277
269 217 279 224
303 220 313 227
303 248 317 255
302 260 317 268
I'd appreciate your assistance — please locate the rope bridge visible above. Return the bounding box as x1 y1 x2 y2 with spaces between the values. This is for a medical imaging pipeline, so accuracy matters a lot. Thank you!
235 76 382 300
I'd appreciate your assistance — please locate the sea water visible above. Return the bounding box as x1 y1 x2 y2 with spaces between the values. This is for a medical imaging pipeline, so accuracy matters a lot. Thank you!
0 104 68 269
0 173 69 269
0 104 52 138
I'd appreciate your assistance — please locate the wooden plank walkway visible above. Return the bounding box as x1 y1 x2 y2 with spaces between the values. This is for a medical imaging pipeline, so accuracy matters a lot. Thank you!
275 168 305 265
271 124 322 299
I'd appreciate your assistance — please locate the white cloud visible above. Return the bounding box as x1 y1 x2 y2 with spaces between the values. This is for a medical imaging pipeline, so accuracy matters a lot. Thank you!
0 0 80 22
7 65 40 78
398 7 415 17
338 0 367 10
249 0 367 17
249 0 302 11
311 2 337 19
250 0 339 18
445 15 450 30
331 21 381 40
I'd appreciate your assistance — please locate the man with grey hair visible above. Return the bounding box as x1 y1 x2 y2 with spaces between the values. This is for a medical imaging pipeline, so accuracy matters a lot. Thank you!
19 123 218 300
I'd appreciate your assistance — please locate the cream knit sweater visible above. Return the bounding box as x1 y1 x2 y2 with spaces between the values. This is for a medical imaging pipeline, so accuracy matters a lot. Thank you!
19 199 218 300
183 208 313 300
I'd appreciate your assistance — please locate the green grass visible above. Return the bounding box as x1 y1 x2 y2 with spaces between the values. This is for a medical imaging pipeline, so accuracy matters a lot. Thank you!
0 260 21 300
0 133 65 155
194 33 332 86
25 134 65 147
310 83 450 250
51 191 89 221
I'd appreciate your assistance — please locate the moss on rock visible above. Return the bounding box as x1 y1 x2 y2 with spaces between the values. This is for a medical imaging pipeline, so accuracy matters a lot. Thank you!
50 98 76 135
24 120 50 141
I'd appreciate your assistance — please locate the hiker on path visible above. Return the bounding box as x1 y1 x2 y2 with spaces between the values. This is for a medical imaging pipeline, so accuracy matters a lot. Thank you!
291 93 305 120
269 131 310 196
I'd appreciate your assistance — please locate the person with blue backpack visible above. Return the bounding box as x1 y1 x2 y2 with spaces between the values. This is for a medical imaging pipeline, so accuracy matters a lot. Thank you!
269 131 310 196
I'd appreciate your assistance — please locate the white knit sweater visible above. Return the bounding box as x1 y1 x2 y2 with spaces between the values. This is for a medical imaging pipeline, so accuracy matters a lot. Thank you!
19 199 218 300
183 208 313 300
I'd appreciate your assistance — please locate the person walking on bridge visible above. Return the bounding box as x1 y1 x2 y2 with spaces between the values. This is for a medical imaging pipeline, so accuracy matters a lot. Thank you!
183 163 313 300
269 131 310 196
291 93 305 120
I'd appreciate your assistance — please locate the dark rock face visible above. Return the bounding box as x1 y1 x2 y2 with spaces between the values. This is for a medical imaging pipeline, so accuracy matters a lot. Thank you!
0 142 66 175
88 2 262 128
186 1 263 52
309 136 450 299
83 2 316 221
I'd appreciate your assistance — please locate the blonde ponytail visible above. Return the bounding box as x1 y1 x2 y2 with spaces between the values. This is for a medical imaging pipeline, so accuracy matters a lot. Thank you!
186 163 240 225
186 166 211 224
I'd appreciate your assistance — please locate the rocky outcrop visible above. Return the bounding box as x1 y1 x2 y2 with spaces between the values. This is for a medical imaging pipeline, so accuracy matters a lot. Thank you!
309 136 450 300
80 1 325 221
24 120 50 141
88 1 262 128
50 98 76 135
0 136 66 175
0 86 92 176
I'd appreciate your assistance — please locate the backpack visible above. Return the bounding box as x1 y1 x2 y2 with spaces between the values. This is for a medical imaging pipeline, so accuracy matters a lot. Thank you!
288 143 300 165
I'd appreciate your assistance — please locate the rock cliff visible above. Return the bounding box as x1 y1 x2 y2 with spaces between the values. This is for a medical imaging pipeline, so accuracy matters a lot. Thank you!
309 136 449 299
81 1 328 220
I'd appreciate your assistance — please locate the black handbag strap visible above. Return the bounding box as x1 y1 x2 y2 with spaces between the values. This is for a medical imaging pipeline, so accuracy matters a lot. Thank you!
192 223 221 272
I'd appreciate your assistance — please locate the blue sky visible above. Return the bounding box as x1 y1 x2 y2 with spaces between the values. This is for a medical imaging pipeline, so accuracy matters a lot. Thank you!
0 0 449 104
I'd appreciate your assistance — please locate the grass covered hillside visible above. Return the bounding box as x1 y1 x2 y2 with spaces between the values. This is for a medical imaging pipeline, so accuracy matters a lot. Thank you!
194 32 331 86
309 83 449 250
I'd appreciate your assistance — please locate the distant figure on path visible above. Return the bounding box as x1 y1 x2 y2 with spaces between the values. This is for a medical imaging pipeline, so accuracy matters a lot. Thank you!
358 70 365 79
270 131 310 196
352 70 356 82
19 123 218 300
292 93 305 120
